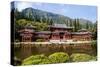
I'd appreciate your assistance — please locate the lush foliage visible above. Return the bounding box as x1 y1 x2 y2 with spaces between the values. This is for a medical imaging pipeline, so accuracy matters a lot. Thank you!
22 52 69 65
22 54 51 65
15 19 48 31
21 52 97 65
70 53 95 62
49 52 69 63
32 22 48 31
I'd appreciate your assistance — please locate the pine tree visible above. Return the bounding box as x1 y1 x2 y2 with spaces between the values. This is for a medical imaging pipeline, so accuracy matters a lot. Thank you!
73 19 77 32
69 19 73 27
86 21 89 30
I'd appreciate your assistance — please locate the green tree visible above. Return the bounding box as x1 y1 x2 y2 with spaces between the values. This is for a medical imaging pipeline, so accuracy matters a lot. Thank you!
69 19 73 27
32 22 48 31
86 21 89 29
49 52 69 63
77 19 81 30
16 19 29 28
22 55 51 65
14 8 22 20
73 19 77 32
70 53 94 62
92 21 97 40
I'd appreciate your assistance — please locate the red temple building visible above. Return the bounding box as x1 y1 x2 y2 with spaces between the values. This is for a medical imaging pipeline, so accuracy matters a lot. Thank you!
49 24 73 42
71 29 92 41
18 25 35 42
18 23 92 42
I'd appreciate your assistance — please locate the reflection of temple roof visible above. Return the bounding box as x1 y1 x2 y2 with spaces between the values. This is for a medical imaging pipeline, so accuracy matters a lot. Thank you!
49 23 74 29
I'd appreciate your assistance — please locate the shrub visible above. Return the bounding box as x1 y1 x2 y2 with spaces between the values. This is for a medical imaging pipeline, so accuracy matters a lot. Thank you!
22 54 51 65
70 53 93 62
49 52 69 63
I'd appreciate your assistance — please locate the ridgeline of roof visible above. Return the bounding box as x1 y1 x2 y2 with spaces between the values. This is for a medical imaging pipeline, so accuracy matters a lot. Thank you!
51 31 71 34
35 35 49 38
35 31 51 34
71 32 92 35
78 28 88 32
35 30 92 35
18 29 35 33
35 31 71 34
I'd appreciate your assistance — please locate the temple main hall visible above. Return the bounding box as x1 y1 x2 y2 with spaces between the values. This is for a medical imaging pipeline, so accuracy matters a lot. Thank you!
18 23 92 42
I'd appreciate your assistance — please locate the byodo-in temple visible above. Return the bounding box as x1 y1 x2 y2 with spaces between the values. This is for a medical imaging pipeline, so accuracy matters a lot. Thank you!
18 23 92 42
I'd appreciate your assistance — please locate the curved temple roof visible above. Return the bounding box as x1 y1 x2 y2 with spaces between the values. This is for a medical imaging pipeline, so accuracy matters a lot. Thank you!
49 23 74 29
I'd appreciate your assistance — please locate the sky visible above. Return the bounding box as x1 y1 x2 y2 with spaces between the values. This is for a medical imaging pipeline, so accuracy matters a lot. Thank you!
14 1 97 22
